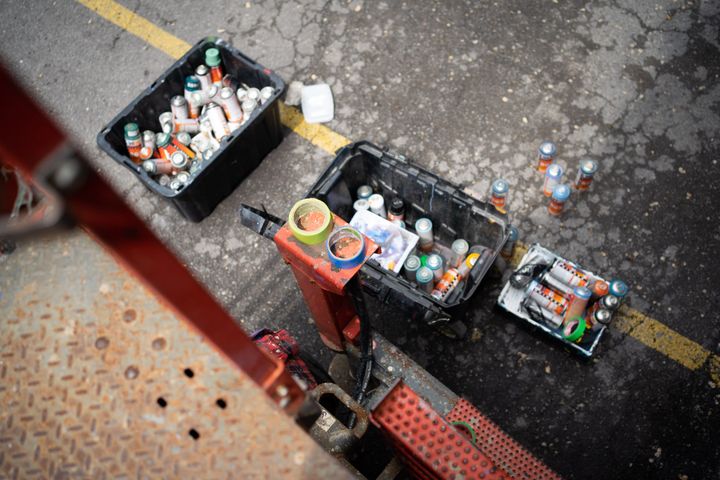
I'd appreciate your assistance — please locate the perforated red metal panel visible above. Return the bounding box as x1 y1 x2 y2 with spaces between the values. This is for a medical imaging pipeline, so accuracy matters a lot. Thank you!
446 399 562 480
371 381 509 480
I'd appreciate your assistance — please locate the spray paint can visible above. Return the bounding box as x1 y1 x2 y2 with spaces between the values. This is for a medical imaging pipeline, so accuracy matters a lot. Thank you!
170 151 189 171
206 103 230 140
609 280 628 300
543 164 564 197
565 286 592 320
247 88 261 104
591 279 609 299
500 226 518 260
388 197 405 222
237 88 248 103
159 112 174 134
353 199 370 212
175 171 191 185
537 141 557 173
171 95 189 120
175 132 192 146
548 258 592 289
156 132 175 160
141 130 156 151
368 194 387 217
539 270 575 297
415 218 434 253
449 239 470 268
527 280 569 315
220 87 243 123
357 185 373 200
142 158 173 176
548 184 571 216
138 146 154 161
430 253 479 301
173 117 200 134
403 255 421 282
260 86 274 105
490 179 510 212
184 75 201 118
427 254 443 282
589 308 612 330
574 159 598 191
416 266 435 294
241 98 257 117
123 123 142 162
205 48 224 86
194 64 209 90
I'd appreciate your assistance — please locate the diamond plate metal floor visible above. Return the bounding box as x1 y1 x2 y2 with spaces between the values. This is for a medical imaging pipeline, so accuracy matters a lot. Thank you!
0 231 350 479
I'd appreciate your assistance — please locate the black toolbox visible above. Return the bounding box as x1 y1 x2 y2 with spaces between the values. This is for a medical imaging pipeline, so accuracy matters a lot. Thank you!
307 141 509 338
96 37 285 222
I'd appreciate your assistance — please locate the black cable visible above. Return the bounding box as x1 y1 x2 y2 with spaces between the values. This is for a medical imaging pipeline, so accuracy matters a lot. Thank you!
347 275 373 429
297 350 334 386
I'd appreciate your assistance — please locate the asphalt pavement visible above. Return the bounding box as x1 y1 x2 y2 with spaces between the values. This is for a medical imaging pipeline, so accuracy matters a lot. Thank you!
1 0 719 478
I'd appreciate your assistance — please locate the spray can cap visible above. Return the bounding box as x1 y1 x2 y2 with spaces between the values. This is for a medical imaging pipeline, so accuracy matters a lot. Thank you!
492 179 509 196
427 254 442 270
415 266 434 284
539 141 557 157
609 280 629 298
552 184 571 201
184 75 201 91
507 226 519 241
580 159 599 175
205 48 221 67
415 218 432 234
124 123 140 138
404 255 421 271
546 163 564 180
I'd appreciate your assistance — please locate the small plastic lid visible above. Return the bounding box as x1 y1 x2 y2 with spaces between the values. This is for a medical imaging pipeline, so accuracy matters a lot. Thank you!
124 123 140 138
551 184 571 201
580 159 599 175
595 308 612 325
195 64 209 75
415 218 432 233
492 179 509 195
404 255 421 271
389 197 405 215
416 266 434 284
205 48 221 67
507 225 519 241
546 163 564 179
427 254 442 270
184 75 201 90
573 286 592 299
539 141 557 157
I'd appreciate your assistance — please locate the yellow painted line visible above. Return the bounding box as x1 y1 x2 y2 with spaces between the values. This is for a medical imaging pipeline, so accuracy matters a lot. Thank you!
278 102 350 155
512 242 720 380
79 0 720 382
78 0 190 59
77 0 350 156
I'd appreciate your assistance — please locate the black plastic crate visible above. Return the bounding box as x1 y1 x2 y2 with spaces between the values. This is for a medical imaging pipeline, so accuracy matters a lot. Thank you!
307 141 509 338
97 37 285 222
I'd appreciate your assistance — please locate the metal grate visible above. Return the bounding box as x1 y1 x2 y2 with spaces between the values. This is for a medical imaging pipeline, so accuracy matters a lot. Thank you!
0 232 351 479
371 381 509 480
446 399 562 480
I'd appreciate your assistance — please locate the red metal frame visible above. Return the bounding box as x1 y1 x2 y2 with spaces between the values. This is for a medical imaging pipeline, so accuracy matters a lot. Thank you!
446 399 561 480
273 215 378 350
371 381 509 480
0 65 305 413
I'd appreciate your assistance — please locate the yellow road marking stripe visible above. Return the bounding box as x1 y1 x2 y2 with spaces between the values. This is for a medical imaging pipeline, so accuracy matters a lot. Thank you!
78 0 190 59
78 0 720 381
78 0 350 156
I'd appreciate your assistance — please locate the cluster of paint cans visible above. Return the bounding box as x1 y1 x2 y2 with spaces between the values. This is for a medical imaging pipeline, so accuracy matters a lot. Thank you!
354 185 482 302
485 142 599 218
536 141 599 216
525 257 628 343
122 47 274 191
